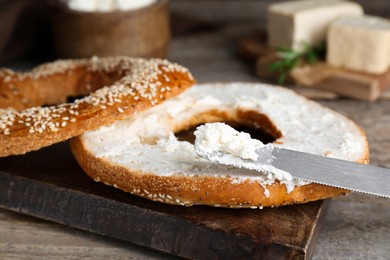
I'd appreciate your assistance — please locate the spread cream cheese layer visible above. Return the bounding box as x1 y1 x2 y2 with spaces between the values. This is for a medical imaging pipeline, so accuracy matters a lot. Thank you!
80 83 367 193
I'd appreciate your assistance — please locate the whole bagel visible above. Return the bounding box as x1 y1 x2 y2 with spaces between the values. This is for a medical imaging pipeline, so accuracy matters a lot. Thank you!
71 82 369 208
0 56 195 157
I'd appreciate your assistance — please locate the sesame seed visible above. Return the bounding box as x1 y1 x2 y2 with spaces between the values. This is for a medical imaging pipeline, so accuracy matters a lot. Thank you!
0 56 193 137
4 76 11 83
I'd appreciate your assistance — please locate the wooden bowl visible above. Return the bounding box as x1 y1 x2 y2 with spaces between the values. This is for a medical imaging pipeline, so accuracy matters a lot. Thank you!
49 0 170 59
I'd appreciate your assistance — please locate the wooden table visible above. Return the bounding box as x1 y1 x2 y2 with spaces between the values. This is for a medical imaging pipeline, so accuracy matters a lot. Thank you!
1 1 390 259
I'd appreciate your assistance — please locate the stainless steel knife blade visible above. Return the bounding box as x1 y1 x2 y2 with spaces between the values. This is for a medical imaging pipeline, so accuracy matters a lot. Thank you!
270 147 390 198
196 145 390 198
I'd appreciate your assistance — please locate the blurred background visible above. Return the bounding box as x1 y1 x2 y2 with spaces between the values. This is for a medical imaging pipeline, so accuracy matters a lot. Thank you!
1 0 388 61
0 0 389 99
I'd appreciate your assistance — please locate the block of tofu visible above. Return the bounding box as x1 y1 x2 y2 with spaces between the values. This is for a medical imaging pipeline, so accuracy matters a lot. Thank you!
267 0 363 51
327 16 390 74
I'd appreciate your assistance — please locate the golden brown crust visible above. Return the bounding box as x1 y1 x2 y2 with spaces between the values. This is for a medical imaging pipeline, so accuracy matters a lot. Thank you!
0 57 195 157
71 136 368 208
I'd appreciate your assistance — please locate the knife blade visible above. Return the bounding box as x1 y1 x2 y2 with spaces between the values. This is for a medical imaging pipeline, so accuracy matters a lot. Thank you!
270 147 389 198
196 146 390 198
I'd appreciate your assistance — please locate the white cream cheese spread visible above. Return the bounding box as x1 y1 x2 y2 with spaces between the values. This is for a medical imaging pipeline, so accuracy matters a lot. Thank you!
193 122 304 195
80 83 367 196
194 122 265 161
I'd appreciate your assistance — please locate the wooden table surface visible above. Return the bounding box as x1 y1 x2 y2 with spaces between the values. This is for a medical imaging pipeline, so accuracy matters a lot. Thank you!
1 0 390 259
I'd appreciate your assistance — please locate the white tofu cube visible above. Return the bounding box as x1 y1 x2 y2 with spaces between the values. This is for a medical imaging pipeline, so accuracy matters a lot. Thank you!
327 16 390 74
267 0 363 51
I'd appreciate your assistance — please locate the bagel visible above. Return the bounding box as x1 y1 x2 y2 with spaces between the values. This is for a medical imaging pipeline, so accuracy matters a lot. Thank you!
0 56 195 157
71 82 369 208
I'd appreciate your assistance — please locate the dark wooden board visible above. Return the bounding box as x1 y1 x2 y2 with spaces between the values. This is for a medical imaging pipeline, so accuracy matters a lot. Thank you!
0 142 328 259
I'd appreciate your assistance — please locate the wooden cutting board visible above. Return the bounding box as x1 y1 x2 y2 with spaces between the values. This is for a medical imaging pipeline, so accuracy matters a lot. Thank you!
0 142 328 259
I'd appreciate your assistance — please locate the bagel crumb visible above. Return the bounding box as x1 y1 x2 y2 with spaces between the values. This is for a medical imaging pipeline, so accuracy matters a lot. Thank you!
4 76 12 83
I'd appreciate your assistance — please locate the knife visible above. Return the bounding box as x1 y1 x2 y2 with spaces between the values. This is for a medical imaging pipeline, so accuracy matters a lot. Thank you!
196 146 390 198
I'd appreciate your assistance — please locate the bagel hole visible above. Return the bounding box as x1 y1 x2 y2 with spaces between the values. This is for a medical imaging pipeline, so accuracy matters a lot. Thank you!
67 95 85 103
174 110 281 145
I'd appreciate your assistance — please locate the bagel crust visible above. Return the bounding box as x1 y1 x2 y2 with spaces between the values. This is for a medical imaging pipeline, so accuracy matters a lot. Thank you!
0 56 195 157
71 82 369 208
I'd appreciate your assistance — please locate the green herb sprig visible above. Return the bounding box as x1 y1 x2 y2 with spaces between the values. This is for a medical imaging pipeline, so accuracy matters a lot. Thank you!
268 43 326 84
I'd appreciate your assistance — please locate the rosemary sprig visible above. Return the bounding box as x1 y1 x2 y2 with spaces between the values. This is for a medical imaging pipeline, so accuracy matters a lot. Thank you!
268 43 326 84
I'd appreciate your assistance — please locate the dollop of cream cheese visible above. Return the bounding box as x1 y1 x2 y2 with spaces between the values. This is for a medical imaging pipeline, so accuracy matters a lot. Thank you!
194 122 265 161
193 122 305 195
62 0 157 12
